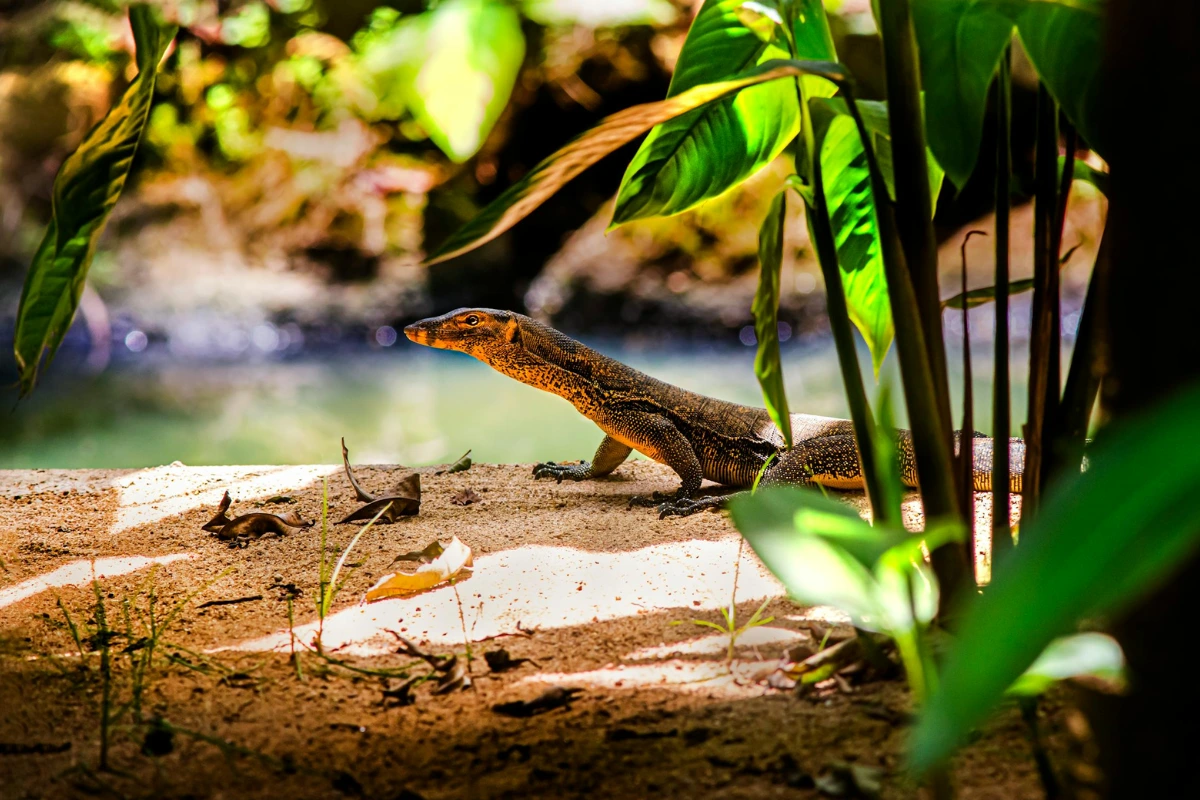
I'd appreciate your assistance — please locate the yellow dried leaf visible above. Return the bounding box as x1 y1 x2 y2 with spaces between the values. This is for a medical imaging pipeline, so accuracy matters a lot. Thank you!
365 536 473 601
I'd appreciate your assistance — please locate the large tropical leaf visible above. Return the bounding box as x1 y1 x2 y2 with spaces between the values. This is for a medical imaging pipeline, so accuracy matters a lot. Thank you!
425 59 848 265
752 190 791 447
807 97 944 375
911 0 1015 191
911 383 1200 774
404 0 524 162
609 0 835 226
1015 1 1106 158
13 5 176 397
813 109 892 376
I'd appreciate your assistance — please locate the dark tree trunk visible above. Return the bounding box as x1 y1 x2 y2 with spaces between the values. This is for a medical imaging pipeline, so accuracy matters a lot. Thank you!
1092 1 1200 795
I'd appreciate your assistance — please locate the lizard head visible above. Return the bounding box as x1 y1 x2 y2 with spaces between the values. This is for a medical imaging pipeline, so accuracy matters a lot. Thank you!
404 308 521 357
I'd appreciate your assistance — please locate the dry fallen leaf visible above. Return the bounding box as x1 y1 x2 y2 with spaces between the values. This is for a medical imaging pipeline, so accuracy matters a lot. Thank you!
388 540 445 568
450 488 481 506
366 536 473 601
201 491 312 545
484 649 533 673
339 438 420 523
492 686 583 718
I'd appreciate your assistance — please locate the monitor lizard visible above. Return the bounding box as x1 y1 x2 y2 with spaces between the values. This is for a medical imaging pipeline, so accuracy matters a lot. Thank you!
404 308 1024 518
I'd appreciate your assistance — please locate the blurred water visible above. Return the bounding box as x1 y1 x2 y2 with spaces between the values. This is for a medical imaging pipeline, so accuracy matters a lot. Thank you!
0 335 1035 470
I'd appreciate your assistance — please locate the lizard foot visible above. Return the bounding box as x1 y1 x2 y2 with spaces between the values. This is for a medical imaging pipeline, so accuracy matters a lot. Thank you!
532 461 591 483
655 496 726 519
627 491 672 510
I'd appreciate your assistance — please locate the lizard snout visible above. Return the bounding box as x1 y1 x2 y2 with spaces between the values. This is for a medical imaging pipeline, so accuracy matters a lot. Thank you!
403 322 430 345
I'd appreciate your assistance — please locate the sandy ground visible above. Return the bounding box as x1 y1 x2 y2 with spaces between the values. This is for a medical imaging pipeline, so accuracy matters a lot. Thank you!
0 460 1073 799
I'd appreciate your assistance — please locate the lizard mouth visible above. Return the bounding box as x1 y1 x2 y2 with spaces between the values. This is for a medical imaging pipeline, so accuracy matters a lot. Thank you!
404 320 461 349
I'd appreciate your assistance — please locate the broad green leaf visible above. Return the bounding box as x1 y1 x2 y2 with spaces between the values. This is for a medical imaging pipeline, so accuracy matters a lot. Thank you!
731 490 881 626
1007 632 1125 697
426 58 848 265
911 384 1200 774
521 0 677 27
610 0 835 226
402 0 525 162
874 522 964 632
1015 2 1106 158
13 5 175 397
911 0 1015 190
731 486 902 571
827 97 945 209
753 190 792 448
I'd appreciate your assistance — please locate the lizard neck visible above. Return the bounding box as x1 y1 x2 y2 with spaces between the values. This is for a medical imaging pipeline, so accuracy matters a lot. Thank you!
474 316 639 417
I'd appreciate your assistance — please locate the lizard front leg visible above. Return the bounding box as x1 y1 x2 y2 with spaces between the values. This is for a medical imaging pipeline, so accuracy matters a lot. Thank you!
532 435 632 483
617 414 704 511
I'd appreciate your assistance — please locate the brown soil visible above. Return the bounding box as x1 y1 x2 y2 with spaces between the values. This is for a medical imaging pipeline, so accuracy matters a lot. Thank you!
0 461 1079 799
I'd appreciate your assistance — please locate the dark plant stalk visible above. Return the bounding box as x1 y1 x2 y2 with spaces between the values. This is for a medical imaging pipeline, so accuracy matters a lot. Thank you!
957 231 985 580
874 0 955 446
1023 83 1061 518
1055 227 1111 474
1019 698 1062 799
865 0 967 604
992 46 1014 562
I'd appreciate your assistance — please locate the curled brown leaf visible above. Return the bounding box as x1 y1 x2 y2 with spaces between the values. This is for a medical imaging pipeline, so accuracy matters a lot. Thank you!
339 437 420 523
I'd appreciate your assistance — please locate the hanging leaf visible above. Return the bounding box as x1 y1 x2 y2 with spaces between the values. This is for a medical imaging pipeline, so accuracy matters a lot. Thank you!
752 190 792 447
13 5 176 396
424 58 848 265
810 104 891 375
396 0 524 162
911 0 1015 190
808 97 944 375
911 384 1200 774
609 0 836 226
1015 1 1106 158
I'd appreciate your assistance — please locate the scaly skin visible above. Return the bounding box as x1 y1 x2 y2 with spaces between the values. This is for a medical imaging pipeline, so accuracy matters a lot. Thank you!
404 309 1024 517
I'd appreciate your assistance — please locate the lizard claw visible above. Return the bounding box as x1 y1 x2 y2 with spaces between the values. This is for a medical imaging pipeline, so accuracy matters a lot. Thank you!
656 496 725 519
626 492 670 510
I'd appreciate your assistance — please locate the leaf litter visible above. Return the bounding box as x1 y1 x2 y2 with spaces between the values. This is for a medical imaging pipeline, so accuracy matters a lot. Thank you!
366 536 473 601
339 438 420 523
201 490 312 547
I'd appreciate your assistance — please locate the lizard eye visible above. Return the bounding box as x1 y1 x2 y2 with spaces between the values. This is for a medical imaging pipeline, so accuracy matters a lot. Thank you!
464 314 481 326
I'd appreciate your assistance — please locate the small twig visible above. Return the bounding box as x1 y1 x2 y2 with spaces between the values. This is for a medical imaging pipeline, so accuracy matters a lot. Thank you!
452 582 473 672
197 595 263 609
1020 697 1061 799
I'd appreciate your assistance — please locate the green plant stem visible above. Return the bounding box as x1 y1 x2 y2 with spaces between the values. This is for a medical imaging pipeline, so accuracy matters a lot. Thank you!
991 47 1013 565
1023 83 1061 518
93 584 112 772
843 97 967 607
805 192 890 525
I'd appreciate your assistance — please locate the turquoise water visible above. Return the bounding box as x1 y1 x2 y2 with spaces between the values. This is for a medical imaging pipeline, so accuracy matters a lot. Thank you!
0 339 1030 470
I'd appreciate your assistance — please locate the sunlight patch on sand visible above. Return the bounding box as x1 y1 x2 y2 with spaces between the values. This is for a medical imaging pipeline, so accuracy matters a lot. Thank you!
225 538 787 655
621 626 810 661
111 464 340 533
0 553 198 610
519 661 754 697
